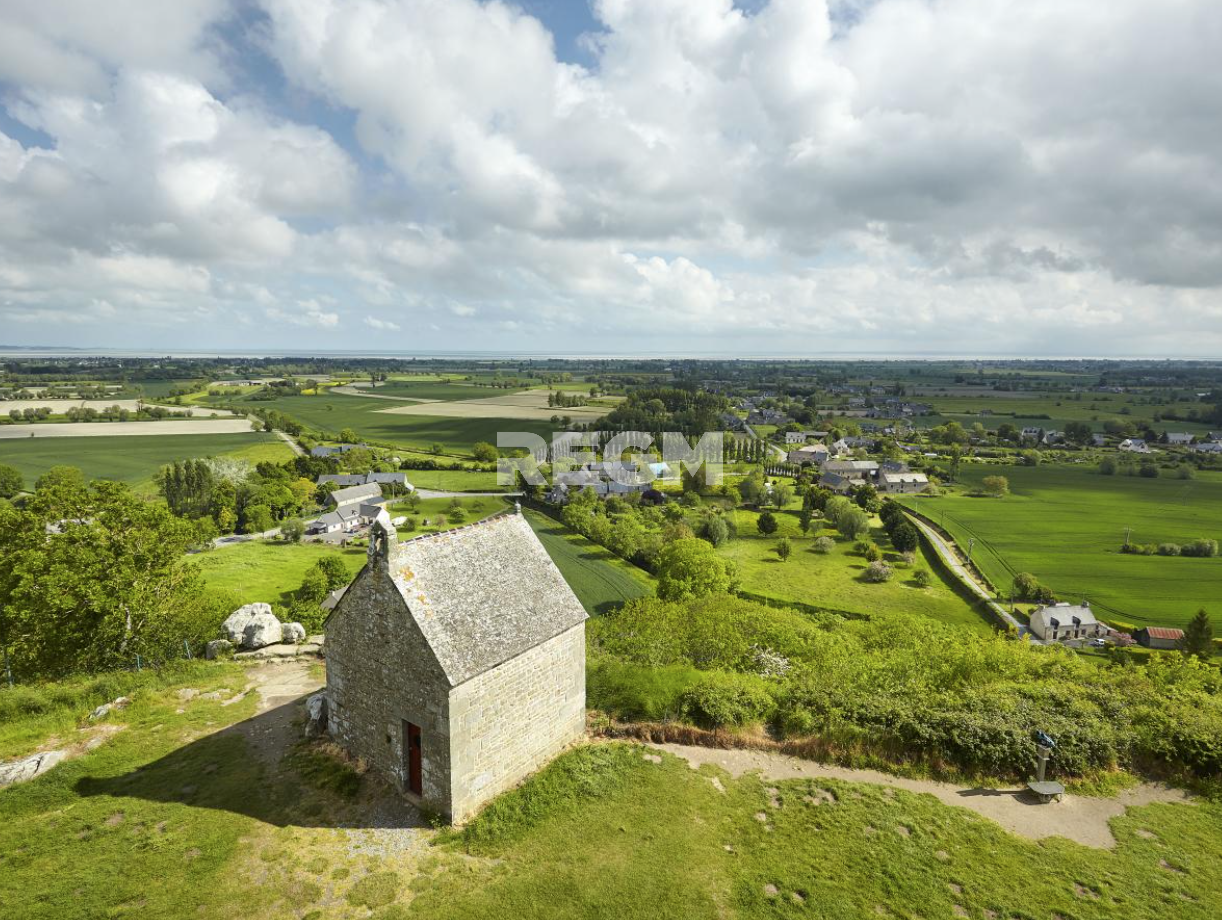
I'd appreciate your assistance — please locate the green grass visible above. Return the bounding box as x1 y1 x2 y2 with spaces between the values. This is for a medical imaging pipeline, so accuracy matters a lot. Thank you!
350 380 493 401
524 510 655 615
897 464 1222 629
718 509 992 632
213 392 559 456
403 469 504 491
0 432 288 490
387 495 514 536
416 742 1222 920
192 542 367 607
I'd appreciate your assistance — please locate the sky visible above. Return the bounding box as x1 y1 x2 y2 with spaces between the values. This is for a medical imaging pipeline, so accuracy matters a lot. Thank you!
1 0 1221 357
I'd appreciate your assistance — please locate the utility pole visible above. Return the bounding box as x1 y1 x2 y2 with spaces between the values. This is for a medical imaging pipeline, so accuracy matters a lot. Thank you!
1124 526 1132 548
967 537 976 562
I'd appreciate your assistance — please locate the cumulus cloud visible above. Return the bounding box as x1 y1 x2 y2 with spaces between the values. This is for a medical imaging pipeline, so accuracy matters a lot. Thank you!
1 0 1221 354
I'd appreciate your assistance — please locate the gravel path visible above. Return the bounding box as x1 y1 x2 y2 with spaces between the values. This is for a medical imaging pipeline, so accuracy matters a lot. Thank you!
650 742 1193 849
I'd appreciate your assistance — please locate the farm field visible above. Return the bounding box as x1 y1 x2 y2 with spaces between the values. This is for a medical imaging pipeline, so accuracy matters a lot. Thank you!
375 389 609 422
0 419 254 439
193 542 368 608
0 432 290 490
896 464 1222 629
719 508 991 633
215 392 560 456
524 509 655 615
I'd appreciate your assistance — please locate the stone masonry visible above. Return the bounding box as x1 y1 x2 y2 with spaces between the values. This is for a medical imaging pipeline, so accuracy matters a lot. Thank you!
324 509 588 822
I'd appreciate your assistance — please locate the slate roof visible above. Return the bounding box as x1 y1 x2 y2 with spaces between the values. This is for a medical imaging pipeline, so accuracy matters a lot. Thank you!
330 482 385 507
389 513 588 687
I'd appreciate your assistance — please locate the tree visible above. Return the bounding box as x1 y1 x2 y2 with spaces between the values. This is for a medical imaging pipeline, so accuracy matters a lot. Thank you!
736 472 766 506
1099 456 1118 476
798 508 813 536
702 515 729 547
837 509 870 540
1182 609 1214 660
0 463 23 499
313 555 352 591
947 444 963 481
656 538 737 601
890 521 919 554
281 517 305 543
757 511 779 535
472 442 499 463
813 536 835 554
1064 421 1093 444
864 561 893 583
1012 572 1054 603
0 480 226 679
430 442 444 456
981 475 1009 498
339 428 360 444
775 537 792 561
913 570 931 588
243 504 275 534
770 481 794 508
35 465 86 497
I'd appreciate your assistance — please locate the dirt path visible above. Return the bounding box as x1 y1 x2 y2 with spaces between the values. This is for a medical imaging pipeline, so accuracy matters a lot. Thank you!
235 660 324 763
649 742 1192 849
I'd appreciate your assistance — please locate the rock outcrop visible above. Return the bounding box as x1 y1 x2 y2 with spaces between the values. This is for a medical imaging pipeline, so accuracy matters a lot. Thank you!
241 612 283 650
0 750 66 788
304 692 328 738
205 639 233 660
282 622 307 644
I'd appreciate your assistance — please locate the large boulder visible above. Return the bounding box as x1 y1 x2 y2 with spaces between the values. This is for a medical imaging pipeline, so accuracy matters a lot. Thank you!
241 613 283 650
282 622 307 645
304 692 328 738
222 603 275 645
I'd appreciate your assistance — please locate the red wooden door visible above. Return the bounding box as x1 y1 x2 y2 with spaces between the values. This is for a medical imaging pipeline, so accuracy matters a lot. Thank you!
405 721 423 795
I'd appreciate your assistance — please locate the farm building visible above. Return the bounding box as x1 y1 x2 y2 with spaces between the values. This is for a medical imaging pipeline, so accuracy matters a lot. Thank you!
1028 603 1107 643
324 510 588 823
1134 626 1185 650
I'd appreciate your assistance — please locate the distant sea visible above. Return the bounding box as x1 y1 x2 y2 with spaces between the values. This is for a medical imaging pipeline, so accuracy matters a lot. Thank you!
2 347 1219 362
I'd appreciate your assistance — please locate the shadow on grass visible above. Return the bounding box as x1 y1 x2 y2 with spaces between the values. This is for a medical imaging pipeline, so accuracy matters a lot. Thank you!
73 694 425 831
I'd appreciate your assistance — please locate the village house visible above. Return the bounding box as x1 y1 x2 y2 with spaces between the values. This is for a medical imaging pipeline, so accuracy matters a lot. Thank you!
1165 432 1195 446
1028 603 1107 643
1021 427 1044 441
307 482 388 535
324 510 587 823
317 472 413 491
1119 438 1152 453
786 443 829 466
1134 626 1185 650
878 470 930 494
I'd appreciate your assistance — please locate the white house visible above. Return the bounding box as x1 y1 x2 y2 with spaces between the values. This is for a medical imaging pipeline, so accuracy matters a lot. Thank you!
879 471 930 494
1119 438 1152 453
1029 603 1107 643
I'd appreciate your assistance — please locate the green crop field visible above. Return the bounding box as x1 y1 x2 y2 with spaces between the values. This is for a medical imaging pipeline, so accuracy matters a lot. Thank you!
718 508 992 633
217 392 559 456
525 509 654 615
0 432 290 491
896 464 1222 629
351 380 490 401
193 542 368 607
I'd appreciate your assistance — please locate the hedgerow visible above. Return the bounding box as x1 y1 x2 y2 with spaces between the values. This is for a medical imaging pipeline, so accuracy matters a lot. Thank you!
588 594 1222 782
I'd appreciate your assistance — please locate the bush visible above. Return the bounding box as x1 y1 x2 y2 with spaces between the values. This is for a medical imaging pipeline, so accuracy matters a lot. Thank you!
837 509 870 540
1139 463 1160 478
1012 572 1054 603
913 570 931 588
812 536 835 554
1157 543 1181 556
756 511 778 535
862 543 883 563
890 521 919 554
1182 538 1219 558
863 561 893 583
1099 456 1118 475
680 671 775 729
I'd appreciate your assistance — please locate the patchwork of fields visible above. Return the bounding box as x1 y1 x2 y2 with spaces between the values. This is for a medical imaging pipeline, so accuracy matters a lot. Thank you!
897 465 1222 629
525 509 654 615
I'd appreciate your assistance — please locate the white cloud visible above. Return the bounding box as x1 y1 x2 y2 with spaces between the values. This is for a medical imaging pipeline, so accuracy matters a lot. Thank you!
364 315 401 331
0 0 1221 354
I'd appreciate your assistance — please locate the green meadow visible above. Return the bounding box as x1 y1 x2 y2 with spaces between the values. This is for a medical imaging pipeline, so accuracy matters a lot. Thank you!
192 542 369 608
0 432 291 492
898 464 1222 629
718 507 992 633
525 509 654 615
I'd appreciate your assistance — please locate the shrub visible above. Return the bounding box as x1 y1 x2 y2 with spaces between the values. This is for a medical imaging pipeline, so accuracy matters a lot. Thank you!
775 537 792 561
1157 543 1181 556
862 543 883 563
812 536 835 554
1099 457 1118 475
1139 463 1160 478
864 561 893 583
913 570 931 588
757 511 778 535
1182 538 1219 558
680 671 775 729
890 521 919 554
837 509 870 540
1012 572 1054 603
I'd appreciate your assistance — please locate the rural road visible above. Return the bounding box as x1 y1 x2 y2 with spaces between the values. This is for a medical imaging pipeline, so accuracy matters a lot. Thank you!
650 742 1191 849
274 429 304 456
906 513 1022 632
